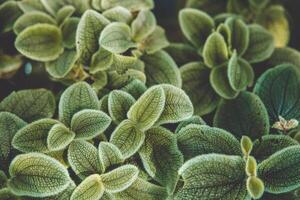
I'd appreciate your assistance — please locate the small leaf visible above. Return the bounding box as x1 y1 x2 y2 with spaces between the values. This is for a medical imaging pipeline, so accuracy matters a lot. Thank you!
0 54 22 79
71 109 111 139
166 43 200 66
62 17 79 49
17 0 47 13
101 0 154 12
0 1 22 33
179 8 214 48
98 142 124 172
121 79 147 99
0 89 56 123
0 188 19 200
127 85 165 131
139 127 183 194
241 136 253 156
8 153 70 197
214 91 270 140
101 165 139 193
142 26 169 54
47 123 75 151
15 24 63 62
67 0 91 14
246 176 264 199
243 24 274 63
110 119 145 159
175 115 206 133
56 5 75 25
68 140 102 179
0 170 7 188
40 0 64 16
108 90 136 124
132 10 156 42
59 82 99 126
176 125 242 160
70 174 104 200
258 146 300 193
99 22 136 54
76 10 109 64
246 156 257 177
90 48 113 74
103 6 132 23
203 32 228 68
12 119 59 153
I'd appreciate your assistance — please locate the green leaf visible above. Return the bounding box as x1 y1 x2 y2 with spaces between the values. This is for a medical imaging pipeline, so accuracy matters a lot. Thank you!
71 109 111 139
15 24 63 62
67 0 91 14
101 165 139 193
243 25 274 63
210 66 239 99
176 154 249 200
110 54 139 73
108 90 136 124
90 48 113 74
76 10 109 64
0 54 23 79
139 127 183 194
225 17 249 55
0 188 19 200
40 0 64 16
114 178 167 200
35 181 76 200
17 0 47 13
92 71 108 92
141 26 169 54
258 146 300 193
46 49 78 78
127 85 165 131
180 62 220 116
179 8 214 48
62 17 79 49
252 135 298 161
110 120 145 159
121 79 147 99
103 6 132 24
13 11 56 35
68 140 102 179
155 84 193 125
101 0 154 12
266 47 300 68
203 32 228 68
254 64 300 124
166 43 200 66
56 5 75 25
132 10 156 42
98 142 124 172
214 91 270 140
59 82 99 126
0 89 56 122
141 50 182 87
176 125 242 160
70 174 104 200
47 123 75 151
99 22 136 54
12 119 59 153
175 115 206 133
0 112 27 169
0 170 7 188
246 176 264 199
0 1 22 33
227 51 254 91
8 153 70 197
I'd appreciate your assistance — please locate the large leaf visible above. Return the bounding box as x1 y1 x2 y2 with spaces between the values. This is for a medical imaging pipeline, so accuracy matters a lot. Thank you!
254 64 300 124
98 142 124 172
179 8 214 48
76 10 109 64
59 82 99 126
141 50 182 87
176 125 242 160
258 146 300 193
110 119 145 159
15 24 63 62
8 153 70 197
139 127 183 194
68 140 102 179
214 92 270 140
101 0 154 12
175 154 249 200
0 89 56 122
127 85 165 131
47 123 75 151
132 10 156 42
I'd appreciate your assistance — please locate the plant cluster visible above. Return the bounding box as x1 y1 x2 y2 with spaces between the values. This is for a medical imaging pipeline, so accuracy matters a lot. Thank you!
1 0 300 200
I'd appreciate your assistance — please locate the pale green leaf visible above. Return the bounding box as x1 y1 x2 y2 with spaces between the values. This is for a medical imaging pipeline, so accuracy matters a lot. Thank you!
101 0 154 12
90 48 113 74
62 17 79 49
175 115 206 133
132 10 156 42
56 5 75 25
47 123 75 151
98 142 124 172
103 6 132 24
17 0 47 13
92 71 108 92
142 26 169 54
40 0 65 16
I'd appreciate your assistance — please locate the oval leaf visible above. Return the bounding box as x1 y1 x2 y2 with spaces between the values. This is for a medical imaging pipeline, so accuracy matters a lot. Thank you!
132 10 156 42
98 142 124 172
47 123 75 152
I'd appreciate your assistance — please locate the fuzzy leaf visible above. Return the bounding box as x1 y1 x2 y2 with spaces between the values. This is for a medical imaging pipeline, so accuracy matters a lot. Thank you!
71 109 111 139
15 24 63 62
179 8 214 48
40 0 64 16
47 124 75 151
267 47 300 67
12 119 58 153
103 6 132 23
0 1 22 33
0 54 22 79
127 85 165 131
99 22 136 54
176 125 242 160
98 142 124 172
8 153 70 197
62 17 79 49
141 50 182 87
0 188 19 200
142 26 169 54
0 170 7 188
0 89 56 123
101 0 154 12
56 5 75 25
176 154 249 200
68 140 102 179
108 90 136 124
59 82 99 126
121 79 147 99
70 174 104 200
132 10 156 42
139 127 183 194
166 43 200 66
214 92 270 140
76 10 109 64
17 0 47 13
175 115 206 133
101 165 139 193
258 146 300 193
110 119 145 159
90 48 113 74
243 25 274 63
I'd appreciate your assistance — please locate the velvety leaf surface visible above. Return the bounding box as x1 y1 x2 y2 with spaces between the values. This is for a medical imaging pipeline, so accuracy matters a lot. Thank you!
132 10 156 42
142 26 169 54
47 123 75 151
175 115 206 133
90 48 113 74
0 1 22 33
56 5 75 25
102 6 133 23
101 0 154 12
62 17 79 49
98 142 124 172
